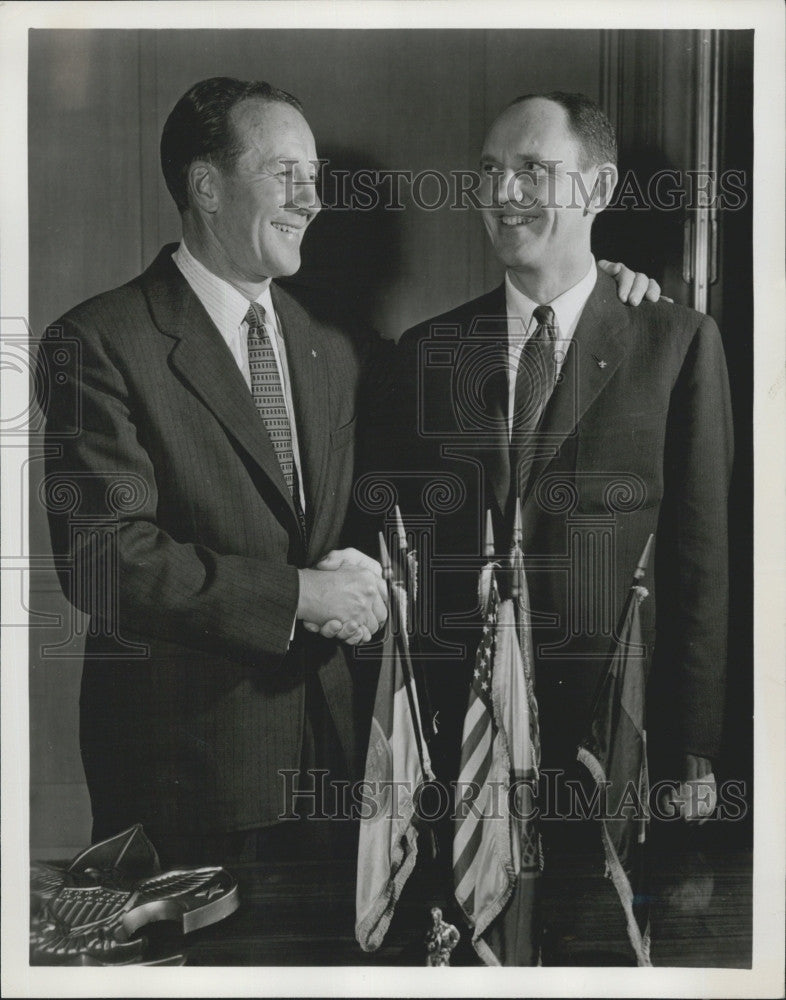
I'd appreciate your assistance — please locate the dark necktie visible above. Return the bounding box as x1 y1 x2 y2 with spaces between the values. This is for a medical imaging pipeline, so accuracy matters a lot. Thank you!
509 304 559 508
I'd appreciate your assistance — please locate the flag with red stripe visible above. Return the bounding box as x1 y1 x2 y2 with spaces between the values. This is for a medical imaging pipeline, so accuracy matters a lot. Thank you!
453 556 541 965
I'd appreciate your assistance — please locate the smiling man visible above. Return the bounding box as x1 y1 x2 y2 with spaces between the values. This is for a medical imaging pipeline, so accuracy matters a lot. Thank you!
480 95 613 302
39 77 388 867
380 92 733 964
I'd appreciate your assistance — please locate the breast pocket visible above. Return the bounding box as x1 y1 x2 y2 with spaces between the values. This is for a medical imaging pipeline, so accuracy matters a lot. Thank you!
575 408 667 513
330 415 356 451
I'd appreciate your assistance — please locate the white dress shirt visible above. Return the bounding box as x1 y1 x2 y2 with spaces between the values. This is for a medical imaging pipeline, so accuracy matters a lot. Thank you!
173 240 306 511
505 258 598 437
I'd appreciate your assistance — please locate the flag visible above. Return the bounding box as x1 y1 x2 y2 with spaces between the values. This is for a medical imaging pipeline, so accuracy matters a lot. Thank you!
576 535 654 967
453 509 542 965
355 532 435 952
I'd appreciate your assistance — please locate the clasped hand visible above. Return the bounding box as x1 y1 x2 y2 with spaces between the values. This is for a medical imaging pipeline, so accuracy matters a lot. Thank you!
297 548 388 646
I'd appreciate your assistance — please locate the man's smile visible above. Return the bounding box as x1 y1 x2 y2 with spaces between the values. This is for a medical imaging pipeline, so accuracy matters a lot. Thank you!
271 220 306 235
499 214 538 227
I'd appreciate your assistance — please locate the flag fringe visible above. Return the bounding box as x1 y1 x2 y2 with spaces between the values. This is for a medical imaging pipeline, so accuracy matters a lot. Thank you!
466 750 519 958
473 937 502 966
355 818 420 952
576 745 652 967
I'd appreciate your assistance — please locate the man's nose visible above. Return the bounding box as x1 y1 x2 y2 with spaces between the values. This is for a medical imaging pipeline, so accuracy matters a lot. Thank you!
491 168 512 206
291 174 321 215
493 168 526 207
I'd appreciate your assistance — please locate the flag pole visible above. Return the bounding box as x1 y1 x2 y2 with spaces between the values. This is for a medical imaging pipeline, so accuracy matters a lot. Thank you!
509 498 541 766
481 508 497 617
393 504 410 625
510 498 523 601
379 530 430 785
634 533 654 582
484 508 495 560
393 505 439 759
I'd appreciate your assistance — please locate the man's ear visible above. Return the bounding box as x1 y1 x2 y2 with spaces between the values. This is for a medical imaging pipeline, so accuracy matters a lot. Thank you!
187 160 221 214
586 162 618 217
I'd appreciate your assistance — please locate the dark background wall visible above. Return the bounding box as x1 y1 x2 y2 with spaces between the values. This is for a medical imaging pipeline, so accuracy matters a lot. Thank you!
27 28 752 856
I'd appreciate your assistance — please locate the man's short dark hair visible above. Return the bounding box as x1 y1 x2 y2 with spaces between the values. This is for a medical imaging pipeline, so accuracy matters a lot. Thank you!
508 91 617 169
160 77 304 213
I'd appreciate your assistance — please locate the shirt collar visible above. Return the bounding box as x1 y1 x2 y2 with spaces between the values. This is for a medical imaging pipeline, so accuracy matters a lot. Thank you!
254 285 278 334
173 240 277 337
505 257 598 342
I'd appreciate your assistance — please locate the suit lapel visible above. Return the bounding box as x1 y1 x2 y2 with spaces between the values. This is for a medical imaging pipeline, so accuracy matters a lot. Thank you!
449 285 511 517
522 270 634 512
482 330 512 517
271 284 331 551
141 248 300 534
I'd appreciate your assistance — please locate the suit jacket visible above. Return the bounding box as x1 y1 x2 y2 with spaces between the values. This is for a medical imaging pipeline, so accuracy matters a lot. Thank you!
373 270 733 782
40 245 370 839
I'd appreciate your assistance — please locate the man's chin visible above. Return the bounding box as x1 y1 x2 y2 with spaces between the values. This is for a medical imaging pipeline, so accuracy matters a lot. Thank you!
494 248 539 273
270 254 302 279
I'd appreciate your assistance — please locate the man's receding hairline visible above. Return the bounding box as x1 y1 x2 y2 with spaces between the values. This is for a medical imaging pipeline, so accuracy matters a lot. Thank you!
225 95 311 164
231 93 308 123
484 98 583 157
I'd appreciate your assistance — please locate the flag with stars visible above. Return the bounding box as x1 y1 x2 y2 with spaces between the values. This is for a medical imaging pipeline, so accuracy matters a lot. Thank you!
453 538 542 965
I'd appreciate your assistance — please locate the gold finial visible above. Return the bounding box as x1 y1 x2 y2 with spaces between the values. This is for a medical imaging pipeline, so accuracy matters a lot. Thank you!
483 509 495 559
394 504 408 551
634 533 654 580
378 531 392 580
513 497 523 546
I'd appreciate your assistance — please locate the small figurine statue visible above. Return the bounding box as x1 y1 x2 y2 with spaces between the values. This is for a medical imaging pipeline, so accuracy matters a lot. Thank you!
425 906 460 966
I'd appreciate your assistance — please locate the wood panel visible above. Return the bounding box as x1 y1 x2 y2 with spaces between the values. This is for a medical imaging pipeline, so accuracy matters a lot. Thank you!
28 29 145 339
28 29 145 856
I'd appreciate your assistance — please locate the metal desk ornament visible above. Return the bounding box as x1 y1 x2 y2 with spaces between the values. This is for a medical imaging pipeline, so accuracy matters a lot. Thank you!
30 824 239 965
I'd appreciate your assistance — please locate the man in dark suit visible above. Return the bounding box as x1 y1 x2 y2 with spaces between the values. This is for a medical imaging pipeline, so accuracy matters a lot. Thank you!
379 92 732 961
39 78 388 866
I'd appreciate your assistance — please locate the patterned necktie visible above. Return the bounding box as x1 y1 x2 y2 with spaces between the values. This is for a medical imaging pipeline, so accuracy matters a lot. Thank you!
245 302 296 494
510 304 559 507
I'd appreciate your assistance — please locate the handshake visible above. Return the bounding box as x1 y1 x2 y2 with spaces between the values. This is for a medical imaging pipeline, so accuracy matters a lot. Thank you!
297 548 388 646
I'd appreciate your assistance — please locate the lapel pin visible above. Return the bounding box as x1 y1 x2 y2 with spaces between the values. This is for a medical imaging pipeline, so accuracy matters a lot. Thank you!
311 349 318 358
592 353 607 369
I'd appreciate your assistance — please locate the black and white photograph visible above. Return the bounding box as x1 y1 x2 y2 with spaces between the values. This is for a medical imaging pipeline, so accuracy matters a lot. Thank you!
1 1 783 996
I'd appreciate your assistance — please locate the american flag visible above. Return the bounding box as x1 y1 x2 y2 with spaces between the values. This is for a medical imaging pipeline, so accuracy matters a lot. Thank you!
452 564 499 914
453 541 541 965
